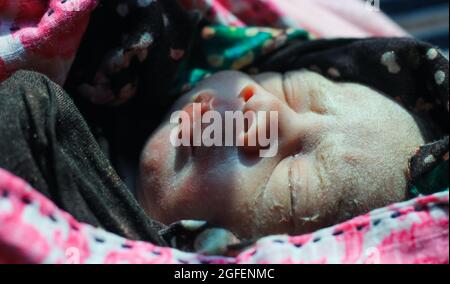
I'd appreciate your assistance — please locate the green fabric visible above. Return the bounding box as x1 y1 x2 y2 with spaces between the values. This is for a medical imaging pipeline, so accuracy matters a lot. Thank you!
410 160 449 197
172 25 310 95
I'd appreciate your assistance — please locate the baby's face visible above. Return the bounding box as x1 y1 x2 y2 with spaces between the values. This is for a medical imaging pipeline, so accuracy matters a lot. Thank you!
138 70 424 239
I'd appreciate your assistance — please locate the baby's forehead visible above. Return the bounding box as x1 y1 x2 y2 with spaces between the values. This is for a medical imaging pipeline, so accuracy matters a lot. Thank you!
194 69 335 95
196 71 252 89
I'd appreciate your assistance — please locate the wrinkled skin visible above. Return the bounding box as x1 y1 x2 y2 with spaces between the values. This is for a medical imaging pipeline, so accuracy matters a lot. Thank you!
138 70 425 239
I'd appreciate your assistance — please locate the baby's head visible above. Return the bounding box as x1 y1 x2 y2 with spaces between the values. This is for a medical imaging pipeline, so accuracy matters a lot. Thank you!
138 70 425 239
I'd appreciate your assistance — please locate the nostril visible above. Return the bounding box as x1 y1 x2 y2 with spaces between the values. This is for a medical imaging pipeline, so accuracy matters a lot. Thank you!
194 92 214 103
194 93 215 113
239 86 255 102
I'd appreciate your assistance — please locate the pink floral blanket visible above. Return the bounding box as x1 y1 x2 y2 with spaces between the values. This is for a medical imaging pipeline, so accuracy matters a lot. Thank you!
1 168 447 264
0 0 407 86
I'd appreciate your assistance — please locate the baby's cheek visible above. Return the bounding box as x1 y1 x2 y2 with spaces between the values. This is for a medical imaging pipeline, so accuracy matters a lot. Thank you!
139 126 179 214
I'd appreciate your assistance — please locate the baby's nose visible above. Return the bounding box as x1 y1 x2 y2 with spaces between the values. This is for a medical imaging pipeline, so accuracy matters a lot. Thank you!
238 85 319 156
180 93 214 145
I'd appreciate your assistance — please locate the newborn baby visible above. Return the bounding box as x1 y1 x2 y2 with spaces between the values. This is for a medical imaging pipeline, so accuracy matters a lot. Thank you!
138 70 425 239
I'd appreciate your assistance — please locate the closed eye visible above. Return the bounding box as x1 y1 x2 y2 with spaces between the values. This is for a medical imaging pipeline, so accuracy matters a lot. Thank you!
282 73 335 115
281 73 295 109
308 88 330 115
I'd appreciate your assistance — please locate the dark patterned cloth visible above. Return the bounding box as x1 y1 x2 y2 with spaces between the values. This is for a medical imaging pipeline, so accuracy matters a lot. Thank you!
65 0 200 107
63 0 203 193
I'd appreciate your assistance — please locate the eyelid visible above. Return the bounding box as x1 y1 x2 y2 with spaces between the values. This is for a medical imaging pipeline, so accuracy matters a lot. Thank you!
282 73 296 111
282 73 335 115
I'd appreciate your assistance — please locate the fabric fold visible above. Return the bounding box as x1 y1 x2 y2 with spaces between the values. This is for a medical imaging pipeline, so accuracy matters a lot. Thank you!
0 70 167 246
